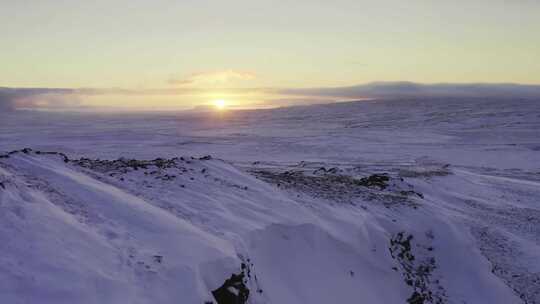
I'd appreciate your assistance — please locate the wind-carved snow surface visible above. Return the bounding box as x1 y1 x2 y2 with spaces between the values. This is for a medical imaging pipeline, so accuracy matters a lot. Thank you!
0 97 539 303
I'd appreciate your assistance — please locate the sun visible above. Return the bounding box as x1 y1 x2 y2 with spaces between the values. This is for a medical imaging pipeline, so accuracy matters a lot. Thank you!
213 99 227 110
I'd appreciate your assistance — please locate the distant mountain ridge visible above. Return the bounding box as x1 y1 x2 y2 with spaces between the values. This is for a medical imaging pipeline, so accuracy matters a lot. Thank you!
281 81 540 99
2 82 540 112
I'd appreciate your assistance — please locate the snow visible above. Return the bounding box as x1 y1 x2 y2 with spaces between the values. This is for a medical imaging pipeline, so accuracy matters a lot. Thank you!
1 97 539 303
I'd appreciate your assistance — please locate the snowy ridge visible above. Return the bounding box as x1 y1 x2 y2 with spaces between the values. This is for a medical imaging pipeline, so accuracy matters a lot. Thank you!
1 148 536 303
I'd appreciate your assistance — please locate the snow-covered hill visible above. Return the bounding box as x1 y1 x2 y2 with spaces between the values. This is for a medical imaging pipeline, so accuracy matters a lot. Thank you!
1 98 539 303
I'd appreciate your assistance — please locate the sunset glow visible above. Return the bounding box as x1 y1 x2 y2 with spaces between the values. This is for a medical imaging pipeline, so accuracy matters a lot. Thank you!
213 99 227 110
0 1 539 111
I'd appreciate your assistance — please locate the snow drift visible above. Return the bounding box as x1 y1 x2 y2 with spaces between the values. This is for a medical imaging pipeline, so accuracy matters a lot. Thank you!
1 147 536 303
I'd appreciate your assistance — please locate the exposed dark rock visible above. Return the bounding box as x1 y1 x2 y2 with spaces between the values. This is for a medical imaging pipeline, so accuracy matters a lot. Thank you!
398 166 451 178
390 232 447 304
72 157 179 176
0 149 69 162
251 169 420 208
313 167 339 175
407 291 426 304
212 273 249 304
471 226 540 304
400 190 424 199
356 174 390 189
152 255 163 264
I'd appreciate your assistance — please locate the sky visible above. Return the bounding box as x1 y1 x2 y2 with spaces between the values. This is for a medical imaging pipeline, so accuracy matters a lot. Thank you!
1 0 539 110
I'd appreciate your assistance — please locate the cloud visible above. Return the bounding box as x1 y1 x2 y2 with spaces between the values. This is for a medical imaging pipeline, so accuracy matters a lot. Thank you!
0 87 80 112
168 70 256 86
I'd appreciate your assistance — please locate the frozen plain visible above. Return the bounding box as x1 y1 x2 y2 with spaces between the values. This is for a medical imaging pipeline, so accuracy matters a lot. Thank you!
1 97 539 303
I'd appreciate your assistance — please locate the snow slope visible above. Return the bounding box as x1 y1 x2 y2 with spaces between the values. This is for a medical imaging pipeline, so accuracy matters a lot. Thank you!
0 149 534 303
1 97 539 303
